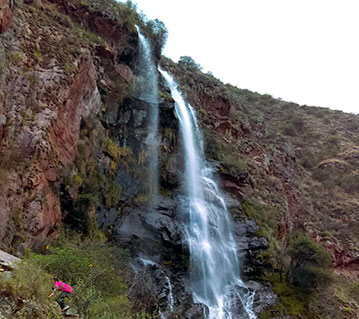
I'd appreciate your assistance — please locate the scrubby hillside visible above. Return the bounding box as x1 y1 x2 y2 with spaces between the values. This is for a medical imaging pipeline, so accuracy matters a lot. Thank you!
162 57 359 318
162 57 359 268
1 0 359 318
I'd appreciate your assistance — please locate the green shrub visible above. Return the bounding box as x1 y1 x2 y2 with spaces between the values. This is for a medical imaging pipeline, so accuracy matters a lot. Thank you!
178 56 202 71
287 231 332 290
291 116 306 132
282 123 297 136
290 266 332 290
350 283 359 303
259 274 307 318
104 178 121 208
202 129 250 179
33 237 131 317
63 193 97 234
299 151 317 169
0 259 52 303
0 257 63 318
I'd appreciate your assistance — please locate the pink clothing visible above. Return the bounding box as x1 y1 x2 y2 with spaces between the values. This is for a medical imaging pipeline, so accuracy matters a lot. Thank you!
54 281 74 294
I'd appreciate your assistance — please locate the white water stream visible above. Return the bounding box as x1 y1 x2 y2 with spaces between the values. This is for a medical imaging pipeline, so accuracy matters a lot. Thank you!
159 68 256 319
165 276 174 312
136 27 159 201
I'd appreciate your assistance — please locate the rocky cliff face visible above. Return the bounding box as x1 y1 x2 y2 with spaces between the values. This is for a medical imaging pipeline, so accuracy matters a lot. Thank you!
161 58 359 318
1 1 359 318
162 57 359 272
0 0 113 251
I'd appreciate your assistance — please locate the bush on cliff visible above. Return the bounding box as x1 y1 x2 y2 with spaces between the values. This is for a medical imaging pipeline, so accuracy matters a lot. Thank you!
287 231 332 290
178 56 202 71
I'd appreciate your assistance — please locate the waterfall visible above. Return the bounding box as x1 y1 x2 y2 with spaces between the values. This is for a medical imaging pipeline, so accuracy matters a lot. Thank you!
166 276 174 312
136 26 159 201
159 68 256 319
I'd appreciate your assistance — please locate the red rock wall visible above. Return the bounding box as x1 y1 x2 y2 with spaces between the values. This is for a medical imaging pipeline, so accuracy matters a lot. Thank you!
0 2 102 252
0 0 12 34
49 56 100 164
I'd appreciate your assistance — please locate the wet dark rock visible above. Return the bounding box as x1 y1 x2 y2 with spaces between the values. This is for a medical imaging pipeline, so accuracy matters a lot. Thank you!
104 195 185 266
115 168 142 198
249 236 269 250
117 107 131 124
184 304 205 319
247 281 279 314
132 109 147 127
157 195 178 213
245 219 259 235
160 170 180 191
223 194 242 210
225 282 278 319
128 256 193 316
97 207 119 229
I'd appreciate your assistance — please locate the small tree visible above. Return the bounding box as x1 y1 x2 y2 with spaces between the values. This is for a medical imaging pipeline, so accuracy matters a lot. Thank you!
178 56 202 71
287 231 331 290
272 239 289 283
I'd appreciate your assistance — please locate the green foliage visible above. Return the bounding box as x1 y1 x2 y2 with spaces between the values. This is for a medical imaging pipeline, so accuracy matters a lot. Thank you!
287 231 332 290
350 283 359 303
289 232 331 268
33 236 132 318
242 200 277 239
203 128 250 179
159 90 174 102
104 178 121 208
0 258 62 318
259 94 276 106
290 266 332 290
60 123 122 235
326 135 340 147
5 51 23 66
298 150 317 169
178 56 202 71
64 194 98 234
307 288 341 319
0 260 52 303
102 137 133 174
69 0 167 55
259 274 307 318
282 123 297 136
70 23 104 45
241 200 284 272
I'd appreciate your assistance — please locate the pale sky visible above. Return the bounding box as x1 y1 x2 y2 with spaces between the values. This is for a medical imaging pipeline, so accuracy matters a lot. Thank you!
129 0 359 114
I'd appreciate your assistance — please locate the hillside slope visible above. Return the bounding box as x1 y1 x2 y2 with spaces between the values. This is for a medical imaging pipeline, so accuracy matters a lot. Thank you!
0 0 359 318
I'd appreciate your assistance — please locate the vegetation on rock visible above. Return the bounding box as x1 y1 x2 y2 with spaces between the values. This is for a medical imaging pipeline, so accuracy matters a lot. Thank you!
1 0 359 318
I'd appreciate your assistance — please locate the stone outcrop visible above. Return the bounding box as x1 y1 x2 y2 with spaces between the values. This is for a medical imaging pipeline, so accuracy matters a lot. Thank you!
49 55 100 164
0 0 136 252
0 249 21 269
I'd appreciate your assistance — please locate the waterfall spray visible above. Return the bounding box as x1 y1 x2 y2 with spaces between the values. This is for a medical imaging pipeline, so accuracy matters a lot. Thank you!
136 26 159 202
159 68 256 319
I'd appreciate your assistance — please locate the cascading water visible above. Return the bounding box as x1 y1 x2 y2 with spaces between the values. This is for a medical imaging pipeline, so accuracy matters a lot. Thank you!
136 26 159 201
165 276 174 312
159 68 256 319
